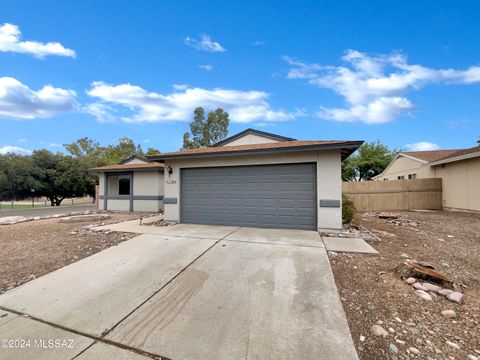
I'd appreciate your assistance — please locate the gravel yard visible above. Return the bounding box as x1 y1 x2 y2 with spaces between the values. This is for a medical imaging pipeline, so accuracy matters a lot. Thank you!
0 213 143 294
330 210 480 360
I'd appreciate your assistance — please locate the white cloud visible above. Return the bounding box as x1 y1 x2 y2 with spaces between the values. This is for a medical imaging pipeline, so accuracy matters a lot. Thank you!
184 34 225 52
17 138 27 143
198 64 213 71
252 40 265 46
0 77 77 120
0 145 32 155
86 81 300 123
173 84 189 91
84 102 115 123
0 23 75 59
285 50 480 124
405 142 440 151
48 143 62 148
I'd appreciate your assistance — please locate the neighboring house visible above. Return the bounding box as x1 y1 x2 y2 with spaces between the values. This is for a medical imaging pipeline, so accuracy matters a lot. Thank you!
374 143 480 211
89 128 362 231
89 156 164 212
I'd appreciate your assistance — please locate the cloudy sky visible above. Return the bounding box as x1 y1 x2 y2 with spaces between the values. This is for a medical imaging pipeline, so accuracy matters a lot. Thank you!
1 1 479 155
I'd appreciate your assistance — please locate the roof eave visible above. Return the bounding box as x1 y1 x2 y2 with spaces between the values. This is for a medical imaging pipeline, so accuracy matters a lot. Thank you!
430 151 480 166
87 166 164 173
149 141 363 162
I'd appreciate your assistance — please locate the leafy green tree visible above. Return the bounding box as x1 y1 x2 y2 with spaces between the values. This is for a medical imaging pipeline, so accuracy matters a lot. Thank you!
31 150 95 206
0 154 40 201
342 141 397 181
183 107 229 149
145 147 161 156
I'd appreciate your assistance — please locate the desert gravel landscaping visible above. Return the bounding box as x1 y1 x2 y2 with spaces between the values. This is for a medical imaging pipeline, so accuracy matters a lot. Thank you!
0 212 142 294
330 210 480 360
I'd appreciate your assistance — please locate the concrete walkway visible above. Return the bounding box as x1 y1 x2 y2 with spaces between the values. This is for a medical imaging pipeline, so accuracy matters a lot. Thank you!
0 224 357 360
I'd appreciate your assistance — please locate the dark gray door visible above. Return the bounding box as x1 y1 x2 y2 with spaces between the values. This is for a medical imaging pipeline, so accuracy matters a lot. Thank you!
180 163 317 230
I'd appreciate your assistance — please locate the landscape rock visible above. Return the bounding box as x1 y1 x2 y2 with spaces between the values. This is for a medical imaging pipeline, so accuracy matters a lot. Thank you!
370 324 389 337
422 282 442 292
0 216 28 225
438 289 454 296
468 355 478 360
409 347 420 354
395 260 453 288
389 343 398 354
445 340 460 349
441 309 456 318
414 290 432 301
404 277 416 284
446 291 464 304
413 283 428 291
59 214 110 223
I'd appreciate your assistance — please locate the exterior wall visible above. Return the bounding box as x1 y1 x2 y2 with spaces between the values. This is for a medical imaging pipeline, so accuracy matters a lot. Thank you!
98 174 105 197
106 199 130 211
163 150 342 231
99 170 164 212
133 171 164 212
123 158 149 165
377 156 434 180
221 133 281 147
434 157 480 211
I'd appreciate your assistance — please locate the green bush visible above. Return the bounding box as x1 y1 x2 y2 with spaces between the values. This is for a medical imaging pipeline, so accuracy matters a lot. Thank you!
342 194 356 224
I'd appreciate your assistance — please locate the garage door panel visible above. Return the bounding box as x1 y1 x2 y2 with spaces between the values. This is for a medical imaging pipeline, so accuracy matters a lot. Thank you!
181 163 316 230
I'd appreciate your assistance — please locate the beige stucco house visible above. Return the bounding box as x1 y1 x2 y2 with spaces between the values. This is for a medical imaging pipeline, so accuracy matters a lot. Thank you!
90 129 362 231
374 145 480 211
90 156 164 212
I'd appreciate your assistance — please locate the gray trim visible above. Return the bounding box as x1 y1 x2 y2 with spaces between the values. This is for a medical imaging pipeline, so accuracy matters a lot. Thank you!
164 197 178 204
212 128 296 147
89 166 163 173
100 195 163 200
149 141 363 161
103 173 108 211
129 173 134 212
319 199 341 208
100 195 130 200
133 195 164 200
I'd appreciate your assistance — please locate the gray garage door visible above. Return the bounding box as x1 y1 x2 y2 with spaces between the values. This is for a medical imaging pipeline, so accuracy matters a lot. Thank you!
180 163 317 230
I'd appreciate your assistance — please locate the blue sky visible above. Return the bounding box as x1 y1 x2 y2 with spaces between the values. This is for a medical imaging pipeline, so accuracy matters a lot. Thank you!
0 0 479 155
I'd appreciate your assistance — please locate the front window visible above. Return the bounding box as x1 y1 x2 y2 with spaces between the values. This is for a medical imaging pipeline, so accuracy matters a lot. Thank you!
408 173 417 180
107 175 131 195
397 175 405 180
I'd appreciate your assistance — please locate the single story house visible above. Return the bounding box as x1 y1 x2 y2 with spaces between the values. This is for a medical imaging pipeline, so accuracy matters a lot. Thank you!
90 129 362 231
373 142 480 211
89 156 165 212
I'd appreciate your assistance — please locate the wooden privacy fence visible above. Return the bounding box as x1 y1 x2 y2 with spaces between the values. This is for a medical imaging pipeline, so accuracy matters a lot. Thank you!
342 178 443 211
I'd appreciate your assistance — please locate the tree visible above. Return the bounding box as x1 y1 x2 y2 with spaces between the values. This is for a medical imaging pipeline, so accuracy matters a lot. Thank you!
31 150 95 206
183 107 229 149
0 154 40 201
342 141 397 181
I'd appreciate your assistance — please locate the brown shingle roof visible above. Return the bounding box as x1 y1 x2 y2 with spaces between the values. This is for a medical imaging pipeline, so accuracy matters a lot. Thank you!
430 146 480 164
148 140 363 160
88 162 164 172
401 150 460 163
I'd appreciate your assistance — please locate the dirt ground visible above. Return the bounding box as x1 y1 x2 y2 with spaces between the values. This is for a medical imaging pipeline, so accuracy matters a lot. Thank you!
330 210 480 360
0 213 142 294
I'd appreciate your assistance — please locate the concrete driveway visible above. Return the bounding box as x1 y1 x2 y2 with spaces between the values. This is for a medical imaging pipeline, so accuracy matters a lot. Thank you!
0 224 357 360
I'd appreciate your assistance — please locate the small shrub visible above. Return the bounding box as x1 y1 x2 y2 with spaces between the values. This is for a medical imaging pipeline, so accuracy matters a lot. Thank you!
342 194 356 224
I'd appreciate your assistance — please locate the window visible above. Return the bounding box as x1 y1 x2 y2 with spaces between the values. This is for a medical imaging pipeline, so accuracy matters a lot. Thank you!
107 175 131 195
397 175 405 180
408 173 417 180
383 178 388 181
